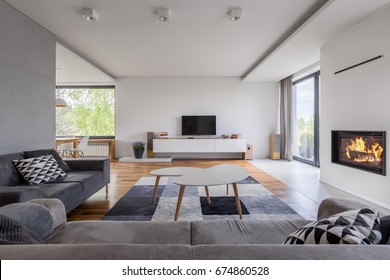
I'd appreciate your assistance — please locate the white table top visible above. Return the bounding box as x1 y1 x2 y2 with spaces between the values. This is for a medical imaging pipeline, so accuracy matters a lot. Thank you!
173 164 248 186
150 167 202 177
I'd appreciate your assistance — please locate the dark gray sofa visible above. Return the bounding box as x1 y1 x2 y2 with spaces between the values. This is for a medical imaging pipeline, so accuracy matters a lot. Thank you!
0 149 110 212
0 198 389 259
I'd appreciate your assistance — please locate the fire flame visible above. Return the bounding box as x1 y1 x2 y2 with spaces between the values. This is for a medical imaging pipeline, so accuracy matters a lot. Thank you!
345 137 383 162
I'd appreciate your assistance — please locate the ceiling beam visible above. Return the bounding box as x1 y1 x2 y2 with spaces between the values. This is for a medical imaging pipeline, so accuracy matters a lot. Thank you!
242 0 334 82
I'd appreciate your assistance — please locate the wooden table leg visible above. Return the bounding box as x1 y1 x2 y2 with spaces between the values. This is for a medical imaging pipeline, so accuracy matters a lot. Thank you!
232 182 243 219
151 175 161 204
174 185 186 221
204 186 211 205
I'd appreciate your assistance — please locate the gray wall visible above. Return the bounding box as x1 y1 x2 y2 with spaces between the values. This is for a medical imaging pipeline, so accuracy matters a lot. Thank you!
0 0 56 154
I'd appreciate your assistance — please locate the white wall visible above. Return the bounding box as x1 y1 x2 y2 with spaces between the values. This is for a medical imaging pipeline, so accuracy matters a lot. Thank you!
0 0 56 154
320 7 390 208
116 77 279 159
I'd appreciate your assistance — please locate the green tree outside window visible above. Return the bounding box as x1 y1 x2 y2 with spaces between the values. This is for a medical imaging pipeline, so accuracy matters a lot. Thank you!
56 88 115 136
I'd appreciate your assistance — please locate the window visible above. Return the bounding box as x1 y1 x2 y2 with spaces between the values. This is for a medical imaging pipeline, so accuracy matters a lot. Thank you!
56 87 115 137
292 71 320 166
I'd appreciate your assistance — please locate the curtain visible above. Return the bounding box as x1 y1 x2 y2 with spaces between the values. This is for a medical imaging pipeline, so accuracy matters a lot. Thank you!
280 76 293 161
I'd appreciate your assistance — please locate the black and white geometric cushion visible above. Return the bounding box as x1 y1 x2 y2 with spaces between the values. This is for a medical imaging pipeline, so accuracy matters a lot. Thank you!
13 155 66 186
283 208 382 245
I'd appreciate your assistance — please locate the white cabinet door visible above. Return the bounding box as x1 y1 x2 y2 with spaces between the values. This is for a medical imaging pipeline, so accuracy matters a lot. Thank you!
153 139 178 152
180 139 215 152
153 139 215 152
215 139 246 152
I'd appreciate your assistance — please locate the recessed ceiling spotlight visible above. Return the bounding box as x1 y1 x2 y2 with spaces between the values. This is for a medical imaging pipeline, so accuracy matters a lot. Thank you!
157 8 170 22
228 8 242 21
81 7 98 22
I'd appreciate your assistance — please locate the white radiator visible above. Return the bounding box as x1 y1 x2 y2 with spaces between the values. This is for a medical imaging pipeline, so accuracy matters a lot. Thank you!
85 142 110 157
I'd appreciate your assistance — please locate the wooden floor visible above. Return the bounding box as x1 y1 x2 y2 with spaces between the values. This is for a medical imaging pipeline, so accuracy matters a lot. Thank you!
67 159 319 221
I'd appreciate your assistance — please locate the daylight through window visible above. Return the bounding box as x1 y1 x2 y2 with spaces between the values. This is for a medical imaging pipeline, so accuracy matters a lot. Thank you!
292 71 320 166
56 87 115 137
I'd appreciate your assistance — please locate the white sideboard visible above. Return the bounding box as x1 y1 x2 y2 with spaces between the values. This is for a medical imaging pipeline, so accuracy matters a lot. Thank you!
153 138 247 158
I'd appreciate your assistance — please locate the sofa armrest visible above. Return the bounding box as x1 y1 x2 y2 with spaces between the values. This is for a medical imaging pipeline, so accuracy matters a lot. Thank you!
29 198 66 229
65 158 110 185
0 186 42 207
65 158 109 172
317 198 374 220
0 201 54 239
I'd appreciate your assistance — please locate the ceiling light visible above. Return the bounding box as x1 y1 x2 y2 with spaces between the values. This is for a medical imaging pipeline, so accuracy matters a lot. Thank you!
81 8 98 22
228 8 242 21
157 8 170 22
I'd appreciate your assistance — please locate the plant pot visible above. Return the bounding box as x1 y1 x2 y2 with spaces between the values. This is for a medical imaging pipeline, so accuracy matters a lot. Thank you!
133 148 144 159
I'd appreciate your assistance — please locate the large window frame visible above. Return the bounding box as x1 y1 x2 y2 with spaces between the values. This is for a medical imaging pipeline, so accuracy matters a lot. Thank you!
292 71 320 166
55 85 115 139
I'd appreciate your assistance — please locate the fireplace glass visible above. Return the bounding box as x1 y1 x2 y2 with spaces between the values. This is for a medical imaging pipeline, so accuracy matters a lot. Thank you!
331 131 386 175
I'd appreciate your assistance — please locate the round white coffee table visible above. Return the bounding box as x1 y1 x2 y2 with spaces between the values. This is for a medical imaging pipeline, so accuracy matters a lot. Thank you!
149 167 201 204
173 164 248 221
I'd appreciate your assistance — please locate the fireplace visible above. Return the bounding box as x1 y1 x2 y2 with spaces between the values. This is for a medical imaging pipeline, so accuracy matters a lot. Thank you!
331 130 386 175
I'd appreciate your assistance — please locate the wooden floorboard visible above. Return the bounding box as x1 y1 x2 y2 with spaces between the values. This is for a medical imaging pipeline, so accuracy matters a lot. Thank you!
67 159 318 221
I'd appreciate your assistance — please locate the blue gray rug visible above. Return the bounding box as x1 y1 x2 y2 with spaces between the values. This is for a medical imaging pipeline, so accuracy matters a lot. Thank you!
102 176 303 221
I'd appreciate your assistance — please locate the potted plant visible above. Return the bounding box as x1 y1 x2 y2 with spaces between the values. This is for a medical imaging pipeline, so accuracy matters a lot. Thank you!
131 141 145 159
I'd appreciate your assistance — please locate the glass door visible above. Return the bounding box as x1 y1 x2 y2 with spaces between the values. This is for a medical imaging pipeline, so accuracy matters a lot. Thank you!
292 71 320 166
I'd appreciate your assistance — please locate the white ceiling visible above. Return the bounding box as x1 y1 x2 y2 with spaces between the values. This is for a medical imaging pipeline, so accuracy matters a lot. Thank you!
5 0 390 82
244 0 390 81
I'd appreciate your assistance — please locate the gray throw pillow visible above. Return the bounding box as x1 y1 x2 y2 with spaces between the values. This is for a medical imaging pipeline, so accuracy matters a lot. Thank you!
0 214 44 245
24 149 71 172
0 202 54 239
379 215 390 244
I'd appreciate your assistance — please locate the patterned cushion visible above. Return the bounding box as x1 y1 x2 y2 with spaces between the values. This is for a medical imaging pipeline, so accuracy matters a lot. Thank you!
24 149 71 172
13 155 66 186
283 208 382 245
0 214 44 245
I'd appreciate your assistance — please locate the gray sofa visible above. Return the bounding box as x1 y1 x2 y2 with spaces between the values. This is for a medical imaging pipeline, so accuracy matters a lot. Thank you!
0 149 110 212
0 198 389 259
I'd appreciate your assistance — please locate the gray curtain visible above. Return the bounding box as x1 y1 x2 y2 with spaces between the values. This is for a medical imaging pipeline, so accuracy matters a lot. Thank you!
280 76 293 161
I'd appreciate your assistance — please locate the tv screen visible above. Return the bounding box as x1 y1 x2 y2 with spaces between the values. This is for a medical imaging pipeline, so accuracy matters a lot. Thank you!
182 116 216 136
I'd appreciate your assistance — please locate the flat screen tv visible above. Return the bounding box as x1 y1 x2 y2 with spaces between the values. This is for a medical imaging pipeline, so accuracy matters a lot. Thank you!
182 115 216 136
